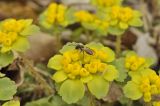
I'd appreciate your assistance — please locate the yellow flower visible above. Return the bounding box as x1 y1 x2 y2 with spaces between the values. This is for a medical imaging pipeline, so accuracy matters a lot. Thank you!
57 4 66 23
124 68 160 102
46 3 57 24
74 11 95 23
111 6 121 19
109 6 142 30
79 68 90 77
125 55 146 71
0 31 6 44
143 91 151 102
93 19 109 31
111 6 134 21
43 3 67 25
140 71 160 102
0 31 18 47
1 19 26 33
98 63 107 72
0 18 39 53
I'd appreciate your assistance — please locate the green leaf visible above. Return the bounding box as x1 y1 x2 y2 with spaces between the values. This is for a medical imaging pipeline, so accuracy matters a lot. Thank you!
77 95 90 106
86 42 104 50
133 11 142 18
101 47 115 62
25 96 53 106
103 65 119 81
47 55 63 70
20 25 40 36
72 28 83 38
87 76 109 99
12 37 30 52
59 80 85 104
108 26 125 36
113 58 128 82
38 12 52 30
129 18 143 27
52 71 67 83
119 96 131 105
145 58 155 67
122 50 136 57
80 75 93 83
94 28 108 36
82 22 96 30
123 81 142 100
140 68 156 77
63 7 77 26
129 72 141 84
23 19 33 26
2 100 20 106
119 22 128 30
59 42 75 54
0 51 14 67
110 20 118 26
1 46 11 53
50 95 74 106
0 77 17 100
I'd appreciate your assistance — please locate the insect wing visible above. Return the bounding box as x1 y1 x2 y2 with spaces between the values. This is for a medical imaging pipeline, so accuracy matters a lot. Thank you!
85 47 94 55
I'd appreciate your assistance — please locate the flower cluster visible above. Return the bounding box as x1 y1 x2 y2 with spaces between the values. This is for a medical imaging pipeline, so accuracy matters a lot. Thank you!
108 6 142 30
73 0 142 35
123 69 160 102
39 3 75 30
74 10 109 35
0 31 17 48
42 3 66 26
0 19 39 53
74 11 95 23
140 72 160 102
48 42 118 103
125 55 146 71
0 18 39 67
59 47 111 79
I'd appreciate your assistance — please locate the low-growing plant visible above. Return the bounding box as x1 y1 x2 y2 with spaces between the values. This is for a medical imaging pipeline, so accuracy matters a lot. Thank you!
0 0 159 106
48 42 118 104
0 19 39 105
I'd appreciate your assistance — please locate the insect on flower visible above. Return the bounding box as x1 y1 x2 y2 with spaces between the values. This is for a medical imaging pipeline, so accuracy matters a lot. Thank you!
75 43 94 55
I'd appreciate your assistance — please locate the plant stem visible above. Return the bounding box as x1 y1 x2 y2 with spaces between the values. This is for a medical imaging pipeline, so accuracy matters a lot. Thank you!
56 32 62 51
85 30 92 42
116 35 121 57
89 93 95 106
128 99 133 106
19 54 54 95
